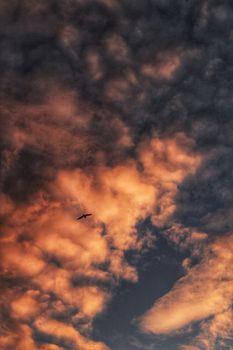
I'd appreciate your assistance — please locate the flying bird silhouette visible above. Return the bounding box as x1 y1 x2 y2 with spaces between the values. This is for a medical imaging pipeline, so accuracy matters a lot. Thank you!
77 213 92 220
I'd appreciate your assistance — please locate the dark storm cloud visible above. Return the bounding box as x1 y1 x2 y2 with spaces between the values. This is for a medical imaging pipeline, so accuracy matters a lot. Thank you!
1 0 232 133
174 146 233 234
123 0 233 239
0 1 127 201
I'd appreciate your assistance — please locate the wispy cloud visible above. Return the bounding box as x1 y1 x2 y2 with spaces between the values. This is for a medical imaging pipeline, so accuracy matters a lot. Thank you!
139 234 233 348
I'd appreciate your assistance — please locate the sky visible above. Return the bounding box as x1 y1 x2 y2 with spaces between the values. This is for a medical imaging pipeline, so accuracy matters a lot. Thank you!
0 1 233 350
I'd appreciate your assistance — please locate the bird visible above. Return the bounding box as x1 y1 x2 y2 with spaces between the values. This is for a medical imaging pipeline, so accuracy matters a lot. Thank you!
76 213 92 220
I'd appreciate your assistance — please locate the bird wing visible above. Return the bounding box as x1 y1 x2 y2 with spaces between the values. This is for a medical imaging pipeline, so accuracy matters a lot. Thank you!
77 213 92 220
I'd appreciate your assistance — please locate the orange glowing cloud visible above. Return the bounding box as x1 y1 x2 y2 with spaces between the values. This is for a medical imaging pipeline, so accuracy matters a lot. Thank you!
190 309 233 350
85 49 104 81
34 317 109 350
0 128 202 349
139 133 201 227
140 234 233 341
40 345 65 350
10 290 41 320
141 52 181 79
56 162 156 251
104 34 129 61
0 324 37 350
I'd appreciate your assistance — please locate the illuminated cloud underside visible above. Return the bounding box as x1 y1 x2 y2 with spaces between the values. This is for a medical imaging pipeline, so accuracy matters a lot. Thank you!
0 114 200 349
0 1 233 350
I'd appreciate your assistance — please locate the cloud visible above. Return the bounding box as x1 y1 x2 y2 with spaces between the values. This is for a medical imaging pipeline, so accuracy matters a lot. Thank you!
141 51 181 80
0 118 200 349
34 317 109 350
138 133 201 228
1 1 233 349
195 309 233 350
0 324 38 350
139 234 233 344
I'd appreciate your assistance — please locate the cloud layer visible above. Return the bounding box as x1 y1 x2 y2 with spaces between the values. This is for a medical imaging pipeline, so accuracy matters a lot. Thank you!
0 107 200 348
0 1 233 350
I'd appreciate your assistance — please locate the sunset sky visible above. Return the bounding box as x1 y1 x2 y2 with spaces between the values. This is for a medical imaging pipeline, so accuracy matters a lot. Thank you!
0 1 233 350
